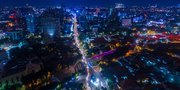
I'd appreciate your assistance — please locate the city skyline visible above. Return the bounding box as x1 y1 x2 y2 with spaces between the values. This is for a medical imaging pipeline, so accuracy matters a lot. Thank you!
0 0 179 7
0 0 179 90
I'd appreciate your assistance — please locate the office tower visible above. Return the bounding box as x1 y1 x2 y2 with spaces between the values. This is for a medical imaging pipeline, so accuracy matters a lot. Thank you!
38 8 64 43
26 14 35 33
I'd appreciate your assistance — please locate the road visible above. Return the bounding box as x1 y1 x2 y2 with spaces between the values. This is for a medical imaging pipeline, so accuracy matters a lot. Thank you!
72 13 91 90
71 13 109 90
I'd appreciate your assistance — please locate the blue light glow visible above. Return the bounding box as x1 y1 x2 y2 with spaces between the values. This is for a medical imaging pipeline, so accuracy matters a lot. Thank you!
48 29 55 37
76 10 79 13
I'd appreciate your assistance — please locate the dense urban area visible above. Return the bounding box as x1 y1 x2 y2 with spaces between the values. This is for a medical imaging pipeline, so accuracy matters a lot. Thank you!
0 3 179 90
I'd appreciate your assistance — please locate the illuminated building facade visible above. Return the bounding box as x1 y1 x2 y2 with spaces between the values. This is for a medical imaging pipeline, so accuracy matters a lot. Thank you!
0 30 23 41
122 18 132 27
6 31 23 40
26 14 35 33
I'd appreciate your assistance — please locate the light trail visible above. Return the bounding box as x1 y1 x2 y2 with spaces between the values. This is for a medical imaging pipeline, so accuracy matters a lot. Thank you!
72 14 91 90
92 49 116 59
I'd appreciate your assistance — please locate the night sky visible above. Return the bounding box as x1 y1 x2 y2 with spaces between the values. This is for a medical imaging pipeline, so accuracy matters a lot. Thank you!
0 0 179 7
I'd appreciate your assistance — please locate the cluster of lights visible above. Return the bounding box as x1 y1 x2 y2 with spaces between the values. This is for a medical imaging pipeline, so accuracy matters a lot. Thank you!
71 13 91 90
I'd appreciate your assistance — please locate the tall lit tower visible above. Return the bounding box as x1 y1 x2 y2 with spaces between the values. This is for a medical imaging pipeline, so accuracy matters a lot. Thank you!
39 8 64 43
26 14 35 33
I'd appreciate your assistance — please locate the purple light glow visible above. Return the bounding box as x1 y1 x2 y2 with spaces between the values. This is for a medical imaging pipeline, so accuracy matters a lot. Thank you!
92 49 116 59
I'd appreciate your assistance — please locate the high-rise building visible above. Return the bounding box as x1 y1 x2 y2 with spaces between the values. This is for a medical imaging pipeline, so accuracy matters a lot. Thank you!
26 14 35 33
6 30 23 40
109 8 113 16
38 8 64 43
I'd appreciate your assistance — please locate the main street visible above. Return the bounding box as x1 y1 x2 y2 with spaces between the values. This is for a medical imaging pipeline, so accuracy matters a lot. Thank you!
72 13 109 90
72 13 91 90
